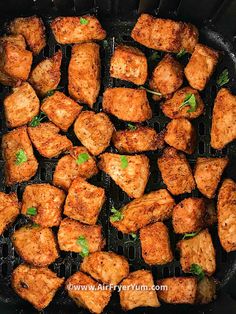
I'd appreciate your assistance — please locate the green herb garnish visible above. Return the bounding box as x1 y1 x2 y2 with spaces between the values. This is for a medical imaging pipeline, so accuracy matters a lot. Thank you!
140 86 162 96
176 48 187 58
31 223 40 228
127 123 137 131
179 93 197 112
76 236 89 257
217 69 229 87
110 207 124 222
120 155 128 169
190 263 205 281
80 17 89 25
26 207 37 216
130 233 137 239
76 153 89 164
149 52 161 61
29 112 46 127
182 230 200 240
15 149 27 165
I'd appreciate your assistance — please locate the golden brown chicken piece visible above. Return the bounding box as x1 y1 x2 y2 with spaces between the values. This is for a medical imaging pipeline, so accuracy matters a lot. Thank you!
99 153 149 198
28 122 72 158
41 91 82 132
66 271 111 314
217 179 236 252
131 14 198 53
12 225 59 267
21 183 65 227
68 43 101 107
112 126 164 153
178 229 216 275
110 45 148 85
184 44 219 91
64 177 105 225
9 16 46 55
158 147 196 195
58 218 105 253
29 50 62 96
140 222 173 265
173 198 206 234
164 118 196 154
53 146 98 191
0 192 19 235
196 276 216 304
0 34 26 49
80 251 129 285
157 277 197 304
74 111 114 156
211 88 236 149
120 270 160 310
51 15 106 44
12 264 64 311
194 157 228 199
4 82 40 128
2 126 38 185
111 189 175 234
102 87 152 122
161 86 204 119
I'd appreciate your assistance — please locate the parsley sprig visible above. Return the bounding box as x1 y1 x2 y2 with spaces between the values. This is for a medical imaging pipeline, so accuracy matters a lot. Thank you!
120 155 128 169
182 230 200 240
127 123 137 131
76 153 89 164
140 86 162 96
217 69 229 87
130 233 137 240
15 149 27 165
110 207 124 222
179 93 197 112
190 263 205 281
29 112 46 127
76 236 89 257
176 48 187 58
26 207 37 216
80 17 89 25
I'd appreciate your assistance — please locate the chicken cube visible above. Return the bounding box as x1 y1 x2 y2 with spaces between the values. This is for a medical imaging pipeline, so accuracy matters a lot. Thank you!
74 111 114 156
41 91 82 132
0 192 19 235
184 44 219 91
0 34 26 49
103 87 152 122
195 276 216 304
194 157 228 199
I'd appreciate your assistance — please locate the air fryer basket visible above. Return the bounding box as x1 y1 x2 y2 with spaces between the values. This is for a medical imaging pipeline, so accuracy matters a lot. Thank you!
0 0 236 313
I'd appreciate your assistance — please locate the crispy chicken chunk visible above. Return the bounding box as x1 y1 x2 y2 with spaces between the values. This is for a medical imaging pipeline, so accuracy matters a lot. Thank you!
0 34 26 49
178 229 216 275
29 50 62 96
120 270 160 310
2 126 38 185
41 91 82 132
184 44 219 91
12 264 64 311
21 183 65 227
99 153 149 198
110 45 148 85
80 251 129 285
4 82 40 128
196 276 216 304
28 122 72 158
102 87 152 122
74 111 114 156
158 147 196 195
194 157 228 199
211 88 236 149
217 179 236 252
12 225 59 266
68 43 101 107
53 146 98 191
51 15 106 44
0 192 19 235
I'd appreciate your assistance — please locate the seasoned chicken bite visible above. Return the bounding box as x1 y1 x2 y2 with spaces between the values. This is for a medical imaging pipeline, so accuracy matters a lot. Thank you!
12 225 59 266
158 147 196 195
29 50 62 96
102 87 152 122
9 16 46 55
12 264 64 311
68 43 101 107
173 198 206 234
140 222 173 265
111 189 175 234
157 277 197 304
2 126 38 185
99 153 149 198
196 276 216 304
185 44 219 91
211 88 236 149
0 192 19 235
131 14 198 53
80 251 129 285
74 111 113 156
51 15 106 44
110 45 148 85
21 183 65 227
4 82 40 128
178 229 216 275
120 270 160 310
41 91 82 132
161 86 204 119
66 271 111 314
0 34 26 49
217 179 236 252
28 122 72 158
53 146 98 191
194 157 228 199
58 218 105 253
112 126 164 153
64 177 105 225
